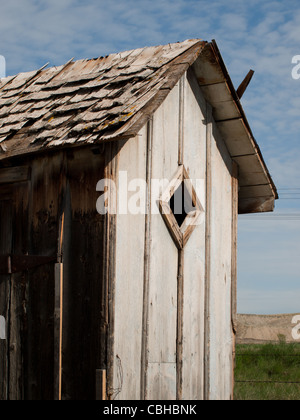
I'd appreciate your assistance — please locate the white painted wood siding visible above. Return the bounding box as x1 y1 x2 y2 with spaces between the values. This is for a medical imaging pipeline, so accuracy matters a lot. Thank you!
112 69 235 401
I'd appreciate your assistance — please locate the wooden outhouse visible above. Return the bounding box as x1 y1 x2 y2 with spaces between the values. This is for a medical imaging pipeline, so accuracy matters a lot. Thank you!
0 39 277 400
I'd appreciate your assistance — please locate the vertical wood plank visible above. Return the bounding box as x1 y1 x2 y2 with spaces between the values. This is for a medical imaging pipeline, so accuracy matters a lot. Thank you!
231 162 239 334
181 70 207 401
146 82 179 400
3 180 28 400
231 161 239 400
113 128 147 400
14 181 30 401
208 118 233 400
105 142 119 400
8 274 23 400
176 250 184 400
27 154 62 400
178 76 185 166
62 149 105 400
204 102 212 401
141 120 153 400
54 262 63 400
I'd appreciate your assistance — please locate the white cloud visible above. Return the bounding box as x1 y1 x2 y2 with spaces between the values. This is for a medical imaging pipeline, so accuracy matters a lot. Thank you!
220 13 248 33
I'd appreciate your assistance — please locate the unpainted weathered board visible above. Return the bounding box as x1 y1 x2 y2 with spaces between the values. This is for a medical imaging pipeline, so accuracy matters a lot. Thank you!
26 154 61 400
231 162 239 398
0 166 30 185
0 180 31 400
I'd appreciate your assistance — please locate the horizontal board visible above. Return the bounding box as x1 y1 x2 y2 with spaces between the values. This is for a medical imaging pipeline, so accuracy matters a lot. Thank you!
216 119 256 157
0 166 30 184
239 184 274 199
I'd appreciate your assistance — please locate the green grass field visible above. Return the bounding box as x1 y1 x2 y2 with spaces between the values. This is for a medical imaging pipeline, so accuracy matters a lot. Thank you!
234 342 300 400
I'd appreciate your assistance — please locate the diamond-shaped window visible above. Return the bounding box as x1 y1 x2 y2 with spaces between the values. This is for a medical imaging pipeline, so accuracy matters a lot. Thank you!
159 165 204 249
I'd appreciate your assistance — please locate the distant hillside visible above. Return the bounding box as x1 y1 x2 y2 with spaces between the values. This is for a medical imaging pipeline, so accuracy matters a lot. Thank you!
237 314 300 344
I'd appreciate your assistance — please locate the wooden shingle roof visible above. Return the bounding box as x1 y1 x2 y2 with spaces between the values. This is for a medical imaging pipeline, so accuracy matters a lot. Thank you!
0 39 205 159
0 39 278 212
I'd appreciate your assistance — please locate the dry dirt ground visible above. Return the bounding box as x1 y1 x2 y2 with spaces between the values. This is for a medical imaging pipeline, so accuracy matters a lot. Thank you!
237 314 300 344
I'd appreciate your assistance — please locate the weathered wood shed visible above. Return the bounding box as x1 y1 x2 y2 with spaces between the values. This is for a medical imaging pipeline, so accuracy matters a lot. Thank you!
0 39 277 400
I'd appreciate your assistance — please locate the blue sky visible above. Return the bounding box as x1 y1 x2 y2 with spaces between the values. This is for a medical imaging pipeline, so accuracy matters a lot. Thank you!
0 0 299 314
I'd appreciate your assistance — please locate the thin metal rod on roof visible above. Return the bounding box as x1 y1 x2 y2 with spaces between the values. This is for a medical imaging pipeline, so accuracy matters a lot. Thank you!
237 70 255 99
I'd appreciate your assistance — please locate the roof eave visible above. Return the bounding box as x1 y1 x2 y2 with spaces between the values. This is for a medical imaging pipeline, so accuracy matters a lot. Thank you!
192 40 278 214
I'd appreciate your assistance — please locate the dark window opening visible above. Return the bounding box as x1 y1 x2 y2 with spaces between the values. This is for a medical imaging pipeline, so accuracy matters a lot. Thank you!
169 182 195 227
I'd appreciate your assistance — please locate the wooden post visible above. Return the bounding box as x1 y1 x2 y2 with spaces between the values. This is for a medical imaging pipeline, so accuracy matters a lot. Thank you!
96 369 107 400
